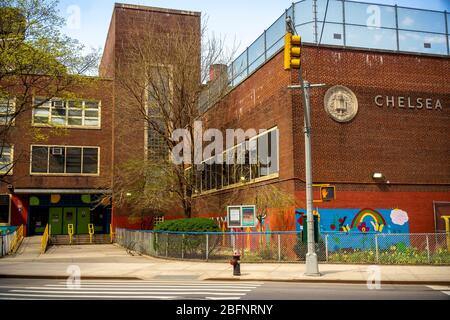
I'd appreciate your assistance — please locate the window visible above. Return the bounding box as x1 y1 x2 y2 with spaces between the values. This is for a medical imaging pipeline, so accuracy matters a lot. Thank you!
0 145 13 175
31 146 99 175
0 97 15 125
32 97 101 128
146 65 172 161
0 195 10 225
195 127 279 194
154 216 164 226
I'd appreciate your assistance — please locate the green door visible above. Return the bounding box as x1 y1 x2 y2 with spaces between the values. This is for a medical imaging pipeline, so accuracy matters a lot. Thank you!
77 208 90 234
49 208 63 235
63 208 77 235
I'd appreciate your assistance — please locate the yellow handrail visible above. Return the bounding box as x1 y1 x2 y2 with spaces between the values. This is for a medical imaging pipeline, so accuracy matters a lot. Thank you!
442 216 450 252
68 224 74 245
88 224 94 244
9 225 24 254
110 224 114 243
40 224 49 254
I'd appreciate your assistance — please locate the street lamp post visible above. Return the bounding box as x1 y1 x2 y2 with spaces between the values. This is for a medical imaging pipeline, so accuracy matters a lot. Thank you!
286 16 324 276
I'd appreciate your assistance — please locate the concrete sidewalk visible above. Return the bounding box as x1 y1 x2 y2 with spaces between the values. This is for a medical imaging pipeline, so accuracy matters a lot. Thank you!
0 244 449 285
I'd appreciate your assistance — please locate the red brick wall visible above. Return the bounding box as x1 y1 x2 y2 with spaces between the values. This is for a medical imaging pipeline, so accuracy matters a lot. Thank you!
108 5 201 228
0 78 114 193
295 46 450 186
194 45 450 233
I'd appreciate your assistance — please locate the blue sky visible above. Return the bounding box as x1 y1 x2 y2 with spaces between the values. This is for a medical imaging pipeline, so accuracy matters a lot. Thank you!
57 0 450 58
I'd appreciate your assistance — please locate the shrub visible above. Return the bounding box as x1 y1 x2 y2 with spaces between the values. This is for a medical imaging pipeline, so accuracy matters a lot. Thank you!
154 217 220 232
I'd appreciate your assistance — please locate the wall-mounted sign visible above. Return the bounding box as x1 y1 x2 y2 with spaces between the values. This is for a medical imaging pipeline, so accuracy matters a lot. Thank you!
324 85 359 123
374 95 443 111
227 205 256 228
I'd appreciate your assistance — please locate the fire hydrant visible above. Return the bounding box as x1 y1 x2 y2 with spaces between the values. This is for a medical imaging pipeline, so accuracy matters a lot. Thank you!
230 250 241 276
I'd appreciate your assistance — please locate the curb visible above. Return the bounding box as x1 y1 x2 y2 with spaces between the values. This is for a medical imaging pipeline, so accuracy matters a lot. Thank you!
204 277 450 286
0 274 142 280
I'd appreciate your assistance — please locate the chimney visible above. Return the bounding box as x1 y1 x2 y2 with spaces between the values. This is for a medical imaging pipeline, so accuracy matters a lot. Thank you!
209 64 228 82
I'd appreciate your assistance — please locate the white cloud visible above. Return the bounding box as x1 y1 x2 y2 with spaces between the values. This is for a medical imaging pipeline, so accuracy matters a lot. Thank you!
402 16 415 27
424 35 446 44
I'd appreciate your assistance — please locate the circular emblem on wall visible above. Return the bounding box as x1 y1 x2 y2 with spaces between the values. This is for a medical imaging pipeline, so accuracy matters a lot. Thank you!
324 85 358 123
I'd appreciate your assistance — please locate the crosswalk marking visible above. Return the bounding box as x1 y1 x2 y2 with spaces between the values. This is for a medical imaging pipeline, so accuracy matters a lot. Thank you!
0 280 262 300
426 285 450 297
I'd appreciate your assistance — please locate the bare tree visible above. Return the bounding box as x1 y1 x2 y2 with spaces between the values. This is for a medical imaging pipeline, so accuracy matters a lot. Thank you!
224 183 300 231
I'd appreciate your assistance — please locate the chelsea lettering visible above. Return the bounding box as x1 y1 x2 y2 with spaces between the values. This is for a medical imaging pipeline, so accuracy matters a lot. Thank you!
375 95 443 111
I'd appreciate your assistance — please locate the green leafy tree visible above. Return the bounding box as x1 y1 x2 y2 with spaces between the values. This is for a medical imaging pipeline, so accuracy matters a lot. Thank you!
0 0 100 183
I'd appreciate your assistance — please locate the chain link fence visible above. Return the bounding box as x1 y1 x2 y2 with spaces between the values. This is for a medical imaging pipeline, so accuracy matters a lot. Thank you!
0 230 17 257
115 229 450 265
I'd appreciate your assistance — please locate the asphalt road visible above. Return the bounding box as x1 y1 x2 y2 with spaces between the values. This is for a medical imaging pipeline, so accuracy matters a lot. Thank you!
0 278 448 300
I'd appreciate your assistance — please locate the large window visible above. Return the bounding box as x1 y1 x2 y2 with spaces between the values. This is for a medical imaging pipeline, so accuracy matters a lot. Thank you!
194 127 279 194
0 98 15 125
31 145 99 175
146 65 172 161
0 195 10 225
0 145 13 175
32 97 100 128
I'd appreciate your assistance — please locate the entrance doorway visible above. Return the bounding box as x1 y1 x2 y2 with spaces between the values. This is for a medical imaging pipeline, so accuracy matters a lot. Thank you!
27 194 111 235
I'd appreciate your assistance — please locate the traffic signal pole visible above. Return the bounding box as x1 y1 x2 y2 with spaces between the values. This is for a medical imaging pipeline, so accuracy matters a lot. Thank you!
285 17 325 276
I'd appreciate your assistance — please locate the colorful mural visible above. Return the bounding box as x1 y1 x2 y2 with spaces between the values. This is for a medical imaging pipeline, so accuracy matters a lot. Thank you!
295 208 411 251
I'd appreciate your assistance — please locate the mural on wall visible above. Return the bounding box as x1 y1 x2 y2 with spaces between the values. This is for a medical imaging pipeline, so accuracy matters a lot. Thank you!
295 208 411 251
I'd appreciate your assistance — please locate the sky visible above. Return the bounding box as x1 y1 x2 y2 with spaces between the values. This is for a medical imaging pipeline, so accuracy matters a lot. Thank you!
57 0 450 60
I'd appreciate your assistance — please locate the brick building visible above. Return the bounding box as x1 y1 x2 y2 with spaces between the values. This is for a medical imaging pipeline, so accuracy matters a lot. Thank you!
0 3 201 235
190 0 450 234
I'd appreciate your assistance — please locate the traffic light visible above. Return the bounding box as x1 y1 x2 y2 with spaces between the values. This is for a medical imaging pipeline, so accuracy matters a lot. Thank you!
320 186 336 202
284 32 301 70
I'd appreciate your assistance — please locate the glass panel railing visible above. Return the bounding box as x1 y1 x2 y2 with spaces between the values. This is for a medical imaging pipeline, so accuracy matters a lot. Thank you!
294 0 313 25
248 55 265 75
346 25 397 51
345 1 396 29
399 30 448 55
398 7 446 34
232 51 247 81
317 0 343 24
296 22 315 43
225 0 449 91
266 13 286 51
317 22 344 46
248 34 265 67
266 36 284 59
447 13 450 34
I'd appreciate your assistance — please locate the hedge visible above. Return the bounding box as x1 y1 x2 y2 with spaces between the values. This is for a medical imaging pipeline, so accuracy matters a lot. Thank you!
153 217 220 232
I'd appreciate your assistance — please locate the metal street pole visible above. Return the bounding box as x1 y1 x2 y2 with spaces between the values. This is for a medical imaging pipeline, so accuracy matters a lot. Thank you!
286 16 324 276
289 79 325 277
300 77 319 276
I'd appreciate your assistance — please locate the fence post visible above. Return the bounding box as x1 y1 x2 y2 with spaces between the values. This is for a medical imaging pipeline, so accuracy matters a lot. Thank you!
375 234 379 263
325 234 329 262
232 233 236 252
426 234 430 264
277 234 281 262
206 234 209 261
155 233 159 256
181 234 185 259
166 233 168 257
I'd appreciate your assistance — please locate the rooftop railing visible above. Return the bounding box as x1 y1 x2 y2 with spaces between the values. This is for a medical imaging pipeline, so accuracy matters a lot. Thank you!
228 0 449 88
